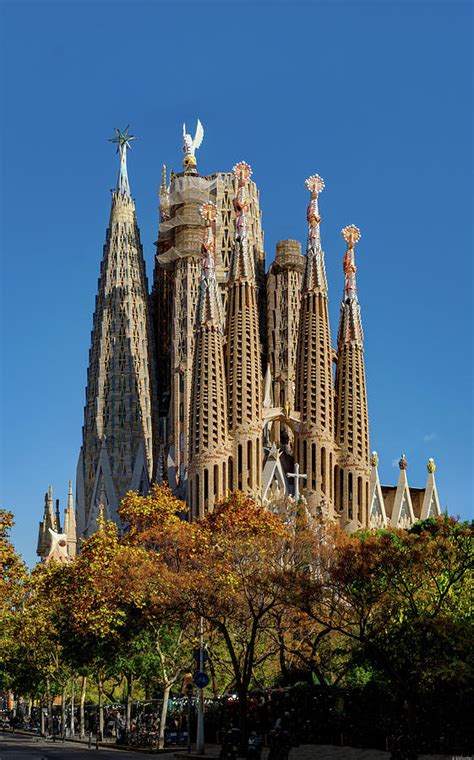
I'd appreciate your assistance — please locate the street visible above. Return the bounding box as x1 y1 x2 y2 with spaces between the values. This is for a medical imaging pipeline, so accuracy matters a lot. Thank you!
0 734 456 760
0 733 175 760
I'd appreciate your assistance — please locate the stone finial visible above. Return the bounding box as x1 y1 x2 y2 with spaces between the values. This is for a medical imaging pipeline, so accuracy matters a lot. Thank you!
370 451 379 467
399 453 408 470
427 457 436 474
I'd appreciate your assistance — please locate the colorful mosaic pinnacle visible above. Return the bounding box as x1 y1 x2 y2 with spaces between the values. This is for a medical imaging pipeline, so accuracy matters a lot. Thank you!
199 202 218 274
232 160 252 185
342 224 361 247
305 174 325 196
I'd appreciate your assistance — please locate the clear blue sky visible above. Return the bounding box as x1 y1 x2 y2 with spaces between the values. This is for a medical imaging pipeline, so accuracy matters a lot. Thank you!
1 1 472 566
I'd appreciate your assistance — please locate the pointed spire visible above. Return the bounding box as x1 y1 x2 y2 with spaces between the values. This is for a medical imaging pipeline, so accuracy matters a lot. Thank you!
337 225 364 347
67 479 74 511
229 162 255 281
109 126 136 197
47 485 55 525
189 203 231 517
64 480 77 559
421 458 442 518
55 498 61 533
342 225 360 299
391 454 415 528
302 175 327 293
196 202 224 328
368 451 388 529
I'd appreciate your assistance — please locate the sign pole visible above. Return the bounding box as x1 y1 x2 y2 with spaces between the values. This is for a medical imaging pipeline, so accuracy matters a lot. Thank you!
196 616 205 754
187 693 192 754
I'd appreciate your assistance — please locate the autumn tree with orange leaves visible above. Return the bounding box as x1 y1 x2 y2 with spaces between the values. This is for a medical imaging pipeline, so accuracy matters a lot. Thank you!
144 491 293 740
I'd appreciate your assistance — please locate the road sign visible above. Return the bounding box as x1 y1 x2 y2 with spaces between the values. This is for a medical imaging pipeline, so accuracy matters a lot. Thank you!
194 671 210 689
193 647 208 663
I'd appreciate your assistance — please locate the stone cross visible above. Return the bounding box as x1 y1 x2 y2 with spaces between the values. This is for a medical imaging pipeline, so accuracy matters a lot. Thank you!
287 463 307 501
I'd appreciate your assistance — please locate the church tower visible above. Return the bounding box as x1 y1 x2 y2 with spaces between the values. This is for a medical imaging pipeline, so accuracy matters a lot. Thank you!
152 128 266 499
225 162 262 497
266 239 305 448
152 137 211 499
295 176 337 513
76 129 156 537
334 226 370 527
189 203 231 517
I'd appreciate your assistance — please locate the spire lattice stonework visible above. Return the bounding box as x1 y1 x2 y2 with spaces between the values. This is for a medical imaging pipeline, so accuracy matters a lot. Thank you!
295 175 337 513
76 131 157 536
189 203 231 517
225 162 262 497
335 226 370 526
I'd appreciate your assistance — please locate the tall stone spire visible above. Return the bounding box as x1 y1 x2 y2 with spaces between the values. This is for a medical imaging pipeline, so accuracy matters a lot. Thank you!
189 203 231 517
225 162 262 498
295 175 336 513
36 485 56 560
63 480 77 559
334 226 370 527
76 129 157 537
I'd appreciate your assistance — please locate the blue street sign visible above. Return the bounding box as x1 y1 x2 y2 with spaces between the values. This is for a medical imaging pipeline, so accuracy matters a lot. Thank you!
194 672 210 689
193 647 208 663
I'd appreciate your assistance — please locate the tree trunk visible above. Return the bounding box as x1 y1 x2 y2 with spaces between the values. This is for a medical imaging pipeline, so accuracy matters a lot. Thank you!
79 675 87 739
125 673 132 733
46 678 53 736
97 674 104 740
158 684 171 750
238 686 248 753
70 676 75 737
40 697 46 737
61 683 67 736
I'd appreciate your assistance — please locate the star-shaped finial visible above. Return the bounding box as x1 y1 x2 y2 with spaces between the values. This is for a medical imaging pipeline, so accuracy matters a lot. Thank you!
109 126 136 154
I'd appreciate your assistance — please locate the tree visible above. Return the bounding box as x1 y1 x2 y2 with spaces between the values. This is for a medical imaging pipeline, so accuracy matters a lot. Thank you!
156 492 291 743
0 510 27 692
283 516 474 753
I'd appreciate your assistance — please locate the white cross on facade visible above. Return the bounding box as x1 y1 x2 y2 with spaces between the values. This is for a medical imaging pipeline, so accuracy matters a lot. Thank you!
287 462 307 501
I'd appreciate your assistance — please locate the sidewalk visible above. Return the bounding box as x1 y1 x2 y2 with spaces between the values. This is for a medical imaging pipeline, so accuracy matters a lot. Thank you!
175 743 453 760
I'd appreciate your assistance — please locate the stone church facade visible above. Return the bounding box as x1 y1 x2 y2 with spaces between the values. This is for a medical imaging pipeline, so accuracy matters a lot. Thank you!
37 125 442 558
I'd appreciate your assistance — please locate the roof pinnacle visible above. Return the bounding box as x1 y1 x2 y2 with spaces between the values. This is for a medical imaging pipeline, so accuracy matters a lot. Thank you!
342 225 361 301
301 174 327 293
199 202 218 275
229 161 255 281
305 174 324 247
109 126 136 196
196 202 223 328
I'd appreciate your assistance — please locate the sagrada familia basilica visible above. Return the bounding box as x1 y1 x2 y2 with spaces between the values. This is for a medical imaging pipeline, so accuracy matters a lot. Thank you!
37 122 442 560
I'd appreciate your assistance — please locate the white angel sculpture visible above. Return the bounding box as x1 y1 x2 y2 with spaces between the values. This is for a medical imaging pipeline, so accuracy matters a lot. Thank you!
182 119 204 170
